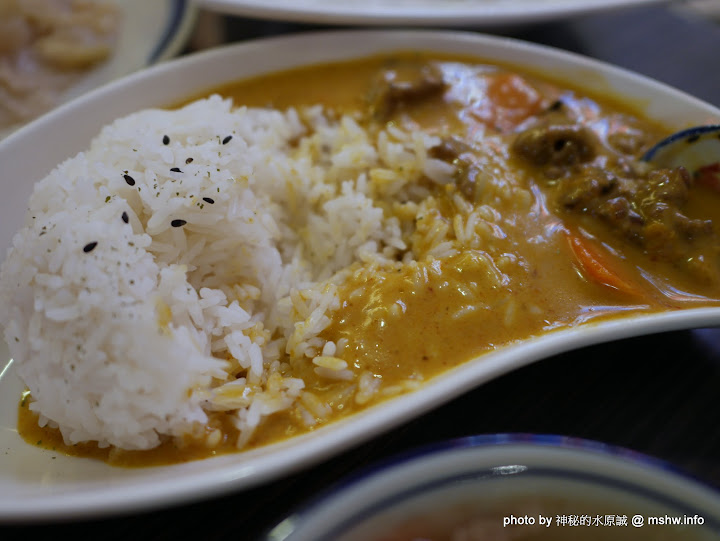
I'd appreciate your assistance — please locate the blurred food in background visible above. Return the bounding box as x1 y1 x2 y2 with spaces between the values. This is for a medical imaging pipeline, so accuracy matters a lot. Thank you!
0 0 119 130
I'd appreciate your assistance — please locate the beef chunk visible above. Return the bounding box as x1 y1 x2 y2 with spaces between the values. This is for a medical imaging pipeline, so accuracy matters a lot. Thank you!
512 124 597 168
369 61 446 120
428 137 482 200
554 165 713 264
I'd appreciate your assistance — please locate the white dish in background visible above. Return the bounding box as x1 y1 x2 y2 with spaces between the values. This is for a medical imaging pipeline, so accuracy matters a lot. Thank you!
0 0 196 139
1 30 720 522
677 0 720 22
268 435 720 540
196 0 667 27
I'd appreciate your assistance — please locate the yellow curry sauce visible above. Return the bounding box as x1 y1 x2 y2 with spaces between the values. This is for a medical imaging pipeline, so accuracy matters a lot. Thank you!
18 52 720 466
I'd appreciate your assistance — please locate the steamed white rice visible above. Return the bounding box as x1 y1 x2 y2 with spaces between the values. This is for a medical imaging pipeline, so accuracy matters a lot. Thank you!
0 94 483 450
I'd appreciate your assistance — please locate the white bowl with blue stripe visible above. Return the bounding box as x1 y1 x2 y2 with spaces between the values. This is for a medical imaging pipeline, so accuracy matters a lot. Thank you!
268 435 720 541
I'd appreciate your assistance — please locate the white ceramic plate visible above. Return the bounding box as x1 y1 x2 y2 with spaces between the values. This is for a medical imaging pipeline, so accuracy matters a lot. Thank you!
0 0 196 139
1 30 720 522
196 0 667 27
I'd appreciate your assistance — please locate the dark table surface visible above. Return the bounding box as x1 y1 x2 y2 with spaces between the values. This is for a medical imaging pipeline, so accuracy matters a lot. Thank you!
4 2 720 539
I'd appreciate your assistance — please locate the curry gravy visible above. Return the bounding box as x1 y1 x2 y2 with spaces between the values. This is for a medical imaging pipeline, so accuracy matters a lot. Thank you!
18 52 720 466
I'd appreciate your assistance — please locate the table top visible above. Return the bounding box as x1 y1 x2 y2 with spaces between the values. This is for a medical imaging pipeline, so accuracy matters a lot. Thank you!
3 2 720 539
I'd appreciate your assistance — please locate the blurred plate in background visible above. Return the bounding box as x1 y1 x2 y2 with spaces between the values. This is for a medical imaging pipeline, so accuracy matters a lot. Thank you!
195 0 668 27
268 434 720 541
1 0 196 139
71 0 197 93
675 0 720 22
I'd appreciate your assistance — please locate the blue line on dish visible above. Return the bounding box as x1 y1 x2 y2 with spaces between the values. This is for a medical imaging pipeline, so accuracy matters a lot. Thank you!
148 0 189 64
267 434 720 541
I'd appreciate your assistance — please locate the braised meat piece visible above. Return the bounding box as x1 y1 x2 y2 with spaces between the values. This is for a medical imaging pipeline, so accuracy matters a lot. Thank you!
510 106 718 279
557 163 713 270
512 123 597 169
369 61 446 120
559 165 708 241
428 137 483 200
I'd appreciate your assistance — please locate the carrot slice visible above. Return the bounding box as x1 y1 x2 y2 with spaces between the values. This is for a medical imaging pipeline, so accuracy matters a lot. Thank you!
696 162 720 192
473 73 542 132
566 232 639 296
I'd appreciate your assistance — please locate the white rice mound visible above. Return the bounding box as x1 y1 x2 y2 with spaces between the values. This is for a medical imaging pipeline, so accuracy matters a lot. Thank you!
0 95 472 450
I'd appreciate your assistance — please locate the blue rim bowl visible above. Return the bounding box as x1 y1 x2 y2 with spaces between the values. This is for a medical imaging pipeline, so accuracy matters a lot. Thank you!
267 434 720 541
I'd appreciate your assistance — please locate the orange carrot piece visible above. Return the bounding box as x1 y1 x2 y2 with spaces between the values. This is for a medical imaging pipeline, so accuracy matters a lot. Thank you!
474 73 542 132
566 233 639 296
696 162 720 192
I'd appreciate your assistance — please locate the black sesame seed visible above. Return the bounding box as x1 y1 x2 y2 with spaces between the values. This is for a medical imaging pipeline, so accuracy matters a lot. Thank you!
170 167 182 173
171 219 187 228
548 100 564 112
222 135 233 145
121 211 129 224
83 242 98 253
163 135 170 145
123 174 136 186
202 197 215 204
185 157 194 164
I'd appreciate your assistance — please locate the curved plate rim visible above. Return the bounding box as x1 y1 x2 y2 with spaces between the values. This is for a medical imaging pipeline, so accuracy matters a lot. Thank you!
196 0 667 26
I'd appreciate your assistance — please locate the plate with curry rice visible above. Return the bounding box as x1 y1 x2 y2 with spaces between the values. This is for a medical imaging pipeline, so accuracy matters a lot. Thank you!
1 29 720 520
